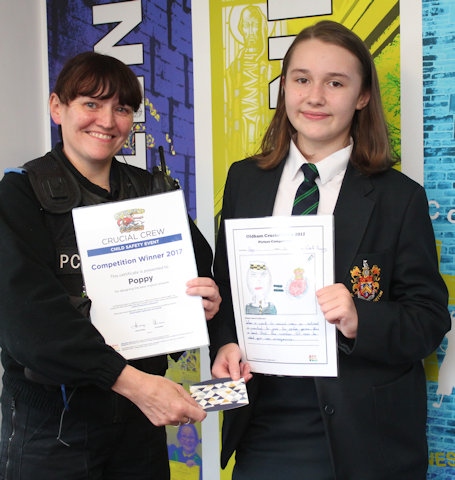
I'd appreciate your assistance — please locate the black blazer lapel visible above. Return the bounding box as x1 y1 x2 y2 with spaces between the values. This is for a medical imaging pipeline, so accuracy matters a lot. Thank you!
333 164 375 283
234 160 285 218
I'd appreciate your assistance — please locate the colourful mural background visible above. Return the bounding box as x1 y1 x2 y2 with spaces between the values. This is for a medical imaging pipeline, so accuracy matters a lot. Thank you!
166 351 203 480
421 0 455 478
47 0 199 219
209 0 401 230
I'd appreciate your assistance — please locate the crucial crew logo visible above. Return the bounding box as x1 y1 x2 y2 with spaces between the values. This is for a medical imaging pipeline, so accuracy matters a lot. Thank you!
115 208 145 233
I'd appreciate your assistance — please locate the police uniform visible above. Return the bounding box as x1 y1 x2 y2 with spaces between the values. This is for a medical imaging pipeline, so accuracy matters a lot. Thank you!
0 142 213 479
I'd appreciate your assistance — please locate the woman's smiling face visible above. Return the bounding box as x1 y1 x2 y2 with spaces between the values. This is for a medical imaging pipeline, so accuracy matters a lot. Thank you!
49 92 134 170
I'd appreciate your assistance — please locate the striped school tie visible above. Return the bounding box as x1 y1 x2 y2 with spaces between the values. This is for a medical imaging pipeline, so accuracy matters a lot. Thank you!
292 163 319 215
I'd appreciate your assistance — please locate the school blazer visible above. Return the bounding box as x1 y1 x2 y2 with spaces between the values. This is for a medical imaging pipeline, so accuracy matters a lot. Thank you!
209 158 451 480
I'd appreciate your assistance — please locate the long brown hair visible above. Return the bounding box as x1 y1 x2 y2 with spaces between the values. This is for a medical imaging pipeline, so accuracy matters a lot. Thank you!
255 20 396 175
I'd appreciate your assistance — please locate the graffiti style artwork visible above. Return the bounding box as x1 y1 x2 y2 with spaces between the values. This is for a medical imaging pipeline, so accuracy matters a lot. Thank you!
46 0 198 217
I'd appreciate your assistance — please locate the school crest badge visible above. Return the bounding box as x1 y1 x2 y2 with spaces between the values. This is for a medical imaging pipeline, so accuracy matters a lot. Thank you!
350 260 382 301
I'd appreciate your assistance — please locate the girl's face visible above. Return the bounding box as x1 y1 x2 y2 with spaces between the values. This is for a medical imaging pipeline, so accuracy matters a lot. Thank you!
179 426 198 454
283 38 370 161
49 92 134 170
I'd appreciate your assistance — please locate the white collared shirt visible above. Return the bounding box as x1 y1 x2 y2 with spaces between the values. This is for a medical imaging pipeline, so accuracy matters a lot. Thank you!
272 139 352 216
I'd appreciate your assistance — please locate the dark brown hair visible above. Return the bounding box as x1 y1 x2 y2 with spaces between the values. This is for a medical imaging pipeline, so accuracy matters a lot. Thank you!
255 20 396 175
53 51 142 112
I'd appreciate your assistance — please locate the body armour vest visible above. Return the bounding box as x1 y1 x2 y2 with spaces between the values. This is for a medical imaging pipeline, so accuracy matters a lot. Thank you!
18 149 182 376
22 150 178 299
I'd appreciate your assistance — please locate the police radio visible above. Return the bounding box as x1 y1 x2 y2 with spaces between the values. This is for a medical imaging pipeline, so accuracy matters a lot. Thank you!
151 146 180 193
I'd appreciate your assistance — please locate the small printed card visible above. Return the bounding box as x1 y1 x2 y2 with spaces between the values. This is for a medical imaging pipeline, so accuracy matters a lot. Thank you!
190 377 249 412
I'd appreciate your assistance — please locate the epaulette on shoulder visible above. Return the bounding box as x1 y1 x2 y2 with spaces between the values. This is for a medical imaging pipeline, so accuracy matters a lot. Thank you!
4 167 27 175
21 153 81 214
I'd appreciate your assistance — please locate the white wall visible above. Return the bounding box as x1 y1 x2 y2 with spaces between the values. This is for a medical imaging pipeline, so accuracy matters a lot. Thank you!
0 0 49 425
0 0 49 178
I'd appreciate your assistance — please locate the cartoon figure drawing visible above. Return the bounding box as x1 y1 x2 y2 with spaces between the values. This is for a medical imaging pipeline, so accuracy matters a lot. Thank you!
114 208 145 233
287 267 307 297
168 424 202 479
245 262 277 315
433 314 455 408
226 6 271 156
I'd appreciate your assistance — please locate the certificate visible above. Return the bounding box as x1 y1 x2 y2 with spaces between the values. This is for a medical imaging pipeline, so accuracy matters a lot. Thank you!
225 215 337 377
72 190 209 360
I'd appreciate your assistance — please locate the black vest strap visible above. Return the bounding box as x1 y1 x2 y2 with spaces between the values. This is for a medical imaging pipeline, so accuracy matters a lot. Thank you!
22 152 179 213
23 152 81 214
